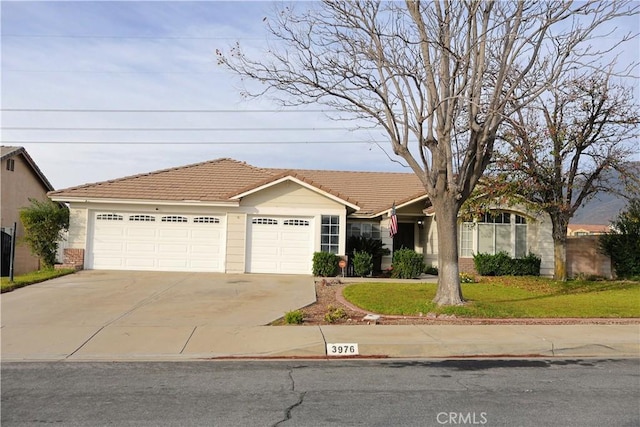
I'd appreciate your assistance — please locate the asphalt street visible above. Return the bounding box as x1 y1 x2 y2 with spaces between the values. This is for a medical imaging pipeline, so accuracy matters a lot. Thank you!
2 359 639 426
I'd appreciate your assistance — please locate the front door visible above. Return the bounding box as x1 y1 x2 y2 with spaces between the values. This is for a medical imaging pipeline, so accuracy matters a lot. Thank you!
393 222 415 252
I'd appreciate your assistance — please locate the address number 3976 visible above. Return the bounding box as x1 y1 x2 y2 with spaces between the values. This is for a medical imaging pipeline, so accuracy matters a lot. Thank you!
326 343 359 356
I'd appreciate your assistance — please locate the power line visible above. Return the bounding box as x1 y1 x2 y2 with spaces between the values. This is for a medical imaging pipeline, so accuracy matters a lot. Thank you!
1 108 335 113
2 127 352 132
0 140 384 145
2 34 266 41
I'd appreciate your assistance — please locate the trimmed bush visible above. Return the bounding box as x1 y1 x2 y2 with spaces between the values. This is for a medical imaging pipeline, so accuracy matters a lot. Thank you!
324 305 347 323
284 309 304 325
352 250 373 277
312 252 339 277
391 248 425 279
346 235 390 275
512 253 542 276
473 251 540 276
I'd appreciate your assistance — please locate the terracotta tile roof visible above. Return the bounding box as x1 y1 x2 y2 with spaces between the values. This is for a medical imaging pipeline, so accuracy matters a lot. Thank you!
49 158 428 215
568 224 611 234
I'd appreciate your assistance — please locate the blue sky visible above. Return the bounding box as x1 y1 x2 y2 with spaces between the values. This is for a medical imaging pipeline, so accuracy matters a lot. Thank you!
2 0 396 189
1 1 638 190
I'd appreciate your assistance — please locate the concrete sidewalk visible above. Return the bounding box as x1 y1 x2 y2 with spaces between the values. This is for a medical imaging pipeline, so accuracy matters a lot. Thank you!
2 323 638 361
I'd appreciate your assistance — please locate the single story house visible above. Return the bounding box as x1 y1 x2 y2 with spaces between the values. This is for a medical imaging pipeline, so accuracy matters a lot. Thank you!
49 158 554 276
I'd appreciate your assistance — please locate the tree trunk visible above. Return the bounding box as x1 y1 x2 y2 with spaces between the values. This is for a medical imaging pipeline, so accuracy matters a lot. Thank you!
432 200 465 306
550 213 569 281
554 239 567 281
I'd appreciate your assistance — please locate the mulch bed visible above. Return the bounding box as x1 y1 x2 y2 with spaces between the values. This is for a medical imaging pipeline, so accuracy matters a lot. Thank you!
283 279 640 326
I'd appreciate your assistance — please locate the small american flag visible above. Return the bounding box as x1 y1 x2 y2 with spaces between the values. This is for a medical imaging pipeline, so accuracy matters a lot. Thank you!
389 203 398 238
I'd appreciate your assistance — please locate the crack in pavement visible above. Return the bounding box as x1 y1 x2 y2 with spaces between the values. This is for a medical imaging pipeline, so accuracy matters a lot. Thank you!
272 369 306 427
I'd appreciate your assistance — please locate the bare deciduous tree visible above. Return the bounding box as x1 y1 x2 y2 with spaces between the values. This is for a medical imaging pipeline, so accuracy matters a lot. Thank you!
218 0 637 305
491 69 639 281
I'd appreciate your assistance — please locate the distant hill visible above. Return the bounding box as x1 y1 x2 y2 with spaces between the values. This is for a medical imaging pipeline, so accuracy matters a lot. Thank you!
571 162 638 225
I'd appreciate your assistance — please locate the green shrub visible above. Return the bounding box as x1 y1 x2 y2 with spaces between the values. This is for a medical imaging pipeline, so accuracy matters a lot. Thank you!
324 305 347 323
391 248 425 279
474 251 540 276
512 253 542 276
352 250 373 277
312 252 339 277
599 199 640 279
424 265 439 276
284 309 304 324
346 235 389 275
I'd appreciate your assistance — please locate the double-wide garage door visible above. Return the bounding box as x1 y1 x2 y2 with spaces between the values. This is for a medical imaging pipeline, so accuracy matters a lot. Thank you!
247 216 313 275
89 212 225 272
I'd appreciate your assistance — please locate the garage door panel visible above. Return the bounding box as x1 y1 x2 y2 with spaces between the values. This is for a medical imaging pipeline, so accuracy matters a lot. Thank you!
93 242 124 252
93 258 125 268
158 259 189 268
247 216 313 274
158 243 189 254
281 247 309 256
125 258 157 269
282 231 309 241
125 242 156 252
190 229 221 240
127 228 156 238
97 227 126 237
158 229 190 239
90 213 225 272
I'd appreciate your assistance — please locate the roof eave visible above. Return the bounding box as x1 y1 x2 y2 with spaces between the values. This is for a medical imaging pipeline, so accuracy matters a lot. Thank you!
48 196 240 207
372 194 430 217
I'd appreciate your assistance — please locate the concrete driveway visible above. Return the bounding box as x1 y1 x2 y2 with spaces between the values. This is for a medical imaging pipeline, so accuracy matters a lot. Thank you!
1 270 317 360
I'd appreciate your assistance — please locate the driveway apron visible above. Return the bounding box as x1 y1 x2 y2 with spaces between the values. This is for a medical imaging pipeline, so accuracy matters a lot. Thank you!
1 270 316 360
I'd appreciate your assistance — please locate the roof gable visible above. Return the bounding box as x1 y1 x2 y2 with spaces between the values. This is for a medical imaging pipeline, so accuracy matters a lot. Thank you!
1 146 55 191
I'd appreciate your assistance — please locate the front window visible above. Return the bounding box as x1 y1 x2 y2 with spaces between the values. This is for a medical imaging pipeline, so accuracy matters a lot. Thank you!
347 222 381 239
459 211 528 258
321 215 340 254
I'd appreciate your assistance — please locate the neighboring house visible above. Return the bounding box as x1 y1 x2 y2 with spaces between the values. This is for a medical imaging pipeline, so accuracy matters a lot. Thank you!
48 158 555 276
1 146 55 276
567 224 610 236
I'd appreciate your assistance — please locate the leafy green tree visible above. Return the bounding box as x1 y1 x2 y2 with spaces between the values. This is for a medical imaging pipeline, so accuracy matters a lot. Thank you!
599 199 640 278
19 199 69 269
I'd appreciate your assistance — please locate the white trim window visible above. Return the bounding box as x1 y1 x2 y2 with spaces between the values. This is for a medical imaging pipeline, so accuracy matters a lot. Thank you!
321 215 340 254
347 222 381 239
459 211 528 258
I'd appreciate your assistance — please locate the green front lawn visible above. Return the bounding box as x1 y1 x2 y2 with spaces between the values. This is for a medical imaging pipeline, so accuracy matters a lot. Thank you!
1 268 76 293
342 276 640 318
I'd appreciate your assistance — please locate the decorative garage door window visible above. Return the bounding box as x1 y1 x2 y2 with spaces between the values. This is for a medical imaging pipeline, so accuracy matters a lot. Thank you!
129 215 156 222
96 214 123 221
252 218 278 225
193 217 221 224
283 219 310 226
161 216 188 223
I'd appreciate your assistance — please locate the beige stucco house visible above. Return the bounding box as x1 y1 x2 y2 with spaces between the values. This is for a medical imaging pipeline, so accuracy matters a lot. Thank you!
1 146 56 276
49 158 554 276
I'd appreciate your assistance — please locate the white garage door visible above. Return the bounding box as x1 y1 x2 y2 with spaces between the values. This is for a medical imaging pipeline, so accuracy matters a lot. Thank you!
247 216 313 274
89 213 225 272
